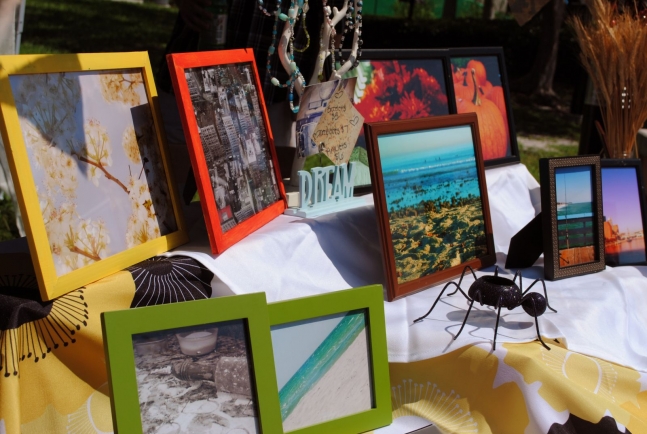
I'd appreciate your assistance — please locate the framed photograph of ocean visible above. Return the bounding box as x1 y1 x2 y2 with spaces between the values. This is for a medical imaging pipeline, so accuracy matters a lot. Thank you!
267 285 391 434
341 49 455 193
601 159 647 266
365 113 496 301
540 155 605 280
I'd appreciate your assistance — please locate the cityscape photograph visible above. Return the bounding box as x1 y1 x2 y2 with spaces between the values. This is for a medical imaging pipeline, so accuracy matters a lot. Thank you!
185 63 281 233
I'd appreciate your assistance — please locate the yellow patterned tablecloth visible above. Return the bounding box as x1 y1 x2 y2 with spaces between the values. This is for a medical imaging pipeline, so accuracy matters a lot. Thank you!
387 342 647 433
1 254 646 434
0 254 215 434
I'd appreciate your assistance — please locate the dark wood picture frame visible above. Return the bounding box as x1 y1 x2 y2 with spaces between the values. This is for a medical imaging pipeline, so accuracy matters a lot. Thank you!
365 113 496 301
448 47 520 168
167 49 287 254
342 49 456 194
601 158 647 266
540 155 605 280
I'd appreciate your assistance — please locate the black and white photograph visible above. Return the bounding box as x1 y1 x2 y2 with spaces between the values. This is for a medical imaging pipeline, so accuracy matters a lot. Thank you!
185 63 281 233
131 319 259 434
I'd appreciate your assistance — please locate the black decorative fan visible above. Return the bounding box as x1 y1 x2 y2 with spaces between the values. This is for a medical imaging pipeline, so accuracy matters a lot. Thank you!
127 256 213 308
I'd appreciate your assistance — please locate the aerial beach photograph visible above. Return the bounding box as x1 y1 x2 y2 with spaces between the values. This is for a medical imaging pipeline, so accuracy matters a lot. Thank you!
270 310 373 432
377 125 489 284
555 166 596 268
602 167 646 265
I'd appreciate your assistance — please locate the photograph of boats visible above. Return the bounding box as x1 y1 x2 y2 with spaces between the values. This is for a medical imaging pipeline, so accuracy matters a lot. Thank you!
602 166 646 265
555 166 597 268
377 124 489 284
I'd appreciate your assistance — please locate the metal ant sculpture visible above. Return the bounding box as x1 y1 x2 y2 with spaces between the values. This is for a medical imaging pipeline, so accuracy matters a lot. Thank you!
414 266 557 350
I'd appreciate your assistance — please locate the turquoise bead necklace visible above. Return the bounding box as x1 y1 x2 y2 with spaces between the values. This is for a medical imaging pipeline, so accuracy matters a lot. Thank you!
259 0 308 113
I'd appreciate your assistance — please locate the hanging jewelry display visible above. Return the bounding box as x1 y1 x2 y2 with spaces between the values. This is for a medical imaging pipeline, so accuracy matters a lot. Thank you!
259 0 364 112
315 0 363 82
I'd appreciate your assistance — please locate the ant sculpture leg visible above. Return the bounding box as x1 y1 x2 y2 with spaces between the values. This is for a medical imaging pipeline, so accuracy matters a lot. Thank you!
514 271 556 350
453 289 503 351
521 293 551 350
492 296 503 351
452 295 477 338
414 266 475 323
521 278 557 313
446 265 478 297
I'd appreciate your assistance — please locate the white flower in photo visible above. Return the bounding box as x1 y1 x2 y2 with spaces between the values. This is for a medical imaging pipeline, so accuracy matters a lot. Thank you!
64 218 110 267
42 200 76 258
81 119 113 186
28 143 79 200
126 175 163 246
122 125 142 164
100 72 144 107
16 73 79 152
126 214 161 248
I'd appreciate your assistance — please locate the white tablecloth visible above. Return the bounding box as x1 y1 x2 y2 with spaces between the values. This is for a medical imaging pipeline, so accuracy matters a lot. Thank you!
168 163 647 433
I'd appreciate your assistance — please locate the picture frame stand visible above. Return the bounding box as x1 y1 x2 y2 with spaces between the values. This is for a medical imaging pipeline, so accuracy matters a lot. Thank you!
505 213 544 269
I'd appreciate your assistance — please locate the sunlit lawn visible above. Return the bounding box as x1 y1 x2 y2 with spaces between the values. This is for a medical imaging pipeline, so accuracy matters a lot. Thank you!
20 0 177 69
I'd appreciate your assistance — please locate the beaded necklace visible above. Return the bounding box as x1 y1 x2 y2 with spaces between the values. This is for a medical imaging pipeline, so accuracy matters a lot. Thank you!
293 0 311 53
319 0 363 80
337 0 363 70
260 0 307 112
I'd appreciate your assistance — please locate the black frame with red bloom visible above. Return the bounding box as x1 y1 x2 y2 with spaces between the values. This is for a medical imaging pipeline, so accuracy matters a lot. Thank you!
342 49 456 193
449 47 520 168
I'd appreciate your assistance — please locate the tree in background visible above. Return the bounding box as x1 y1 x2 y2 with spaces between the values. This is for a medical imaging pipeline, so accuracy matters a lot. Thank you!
510 0 567 103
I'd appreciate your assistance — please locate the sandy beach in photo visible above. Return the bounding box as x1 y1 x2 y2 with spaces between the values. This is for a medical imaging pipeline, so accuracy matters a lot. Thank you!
377 126 489 284
389 198 487 284
282 328 372 432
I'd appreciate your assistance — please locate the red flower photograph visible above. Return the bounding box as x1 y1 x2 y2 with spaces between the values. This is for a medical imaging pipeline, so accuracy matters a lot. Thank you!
346 58 450 187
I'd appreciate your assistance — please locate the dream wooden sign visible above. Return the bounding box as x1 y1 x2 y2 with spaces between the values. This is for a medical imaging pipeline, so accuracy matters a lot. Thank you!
285 162 367 218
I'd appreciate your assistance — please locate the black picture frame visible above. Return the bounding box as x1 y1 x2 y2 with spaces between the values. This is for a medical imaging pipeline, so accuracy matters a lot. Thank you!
601 158 647 266
342 49 455 194
540 156 605 280
365 113 496 301
448 47 521 168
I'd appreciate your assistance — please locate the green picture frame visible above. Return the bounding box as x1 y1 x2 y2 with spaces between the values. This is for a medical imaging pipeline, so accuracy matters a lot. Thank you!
268 285 392 434
101 292 282 434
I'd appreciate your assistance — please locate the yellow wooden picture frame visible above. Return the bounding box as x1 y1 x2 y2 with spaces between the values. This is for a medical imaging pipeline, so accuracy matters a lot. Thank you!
0 53 188 300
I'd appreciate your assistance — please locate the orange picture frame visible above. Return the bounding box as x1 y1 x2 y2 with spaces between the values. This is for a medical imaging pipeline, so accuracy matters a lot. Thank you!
167 49 287 254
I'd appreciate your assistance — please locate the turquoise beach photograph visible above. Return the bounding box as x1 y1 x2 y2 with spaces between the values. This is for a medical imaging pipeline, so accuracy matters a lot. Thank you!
378 125 488 284
270 310 372 432
554 166 596 267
